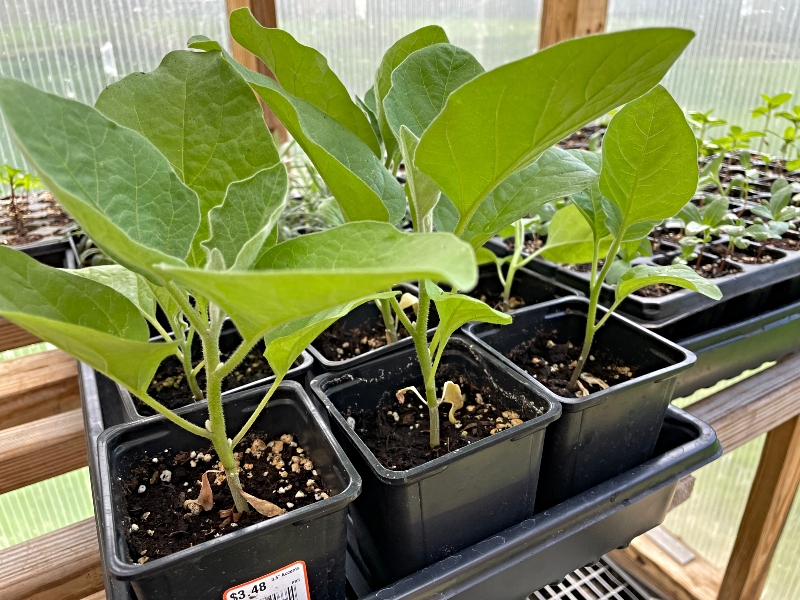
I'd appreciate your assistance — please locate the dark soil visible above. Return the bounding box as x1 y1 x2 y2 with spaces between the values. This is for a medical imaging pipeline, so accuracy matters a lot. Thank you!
467 281 527 311
707 243 783 265
564 259 603 274
344 365 546 471
138 343 276 416
121 432 331 562
634 256 740 297
633 283 681 298
504 330 636 398
767 235 800 252
313 311 412 362
557 124 607 150
0 192 72 247
503 235 545 256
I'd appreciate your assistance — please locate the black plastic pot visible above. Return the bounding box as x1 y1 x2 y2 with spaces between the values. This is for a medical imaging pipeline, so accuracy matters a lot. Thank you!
310 335 561 587
464 297 694 510
673 296 800 398
15 237 73 267
116 324 313 422
468 262 580 307
96 382 360 600
346 405 721 600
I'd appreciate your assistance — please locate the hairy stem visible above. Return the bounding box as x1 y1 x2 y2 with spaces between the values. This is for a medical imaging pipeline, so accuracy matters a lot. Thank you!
413 281 440 449
376 296 399 344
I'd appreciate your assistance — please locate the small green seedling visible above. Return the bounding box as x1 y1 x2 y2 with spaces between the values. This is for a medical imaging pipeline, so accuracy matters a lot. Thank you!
0 165 39 233
679 195 734 266
752 92 793 152
540 86 722 391
749 178 800 236
717 219 754 269
0 49 477 515
688 109 727 153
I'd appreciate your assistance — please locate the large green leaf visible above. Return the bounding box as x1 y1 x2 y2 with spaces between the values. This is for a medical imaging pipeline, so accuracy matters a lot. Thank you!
229 8 380 156
599 85 698 235
399 127 440 231
541 204 610 264
425 281 510 352
383 43 483 139
159 222 478 340
433 194 460 233
0 248 175 393
95 49 279 264
615 264 722 302
189 37 405 224
203 164 288 269
263 292 398 379
375 26 449 158
68 266 158 324
0 78 199 279
565 149 609 239
460 147 598 248
415 28 694 236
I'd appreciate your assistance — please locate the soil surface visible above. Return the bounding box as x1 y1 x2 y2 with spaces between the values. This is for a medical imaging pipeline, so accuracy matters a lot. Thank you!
138 344 276 416
767 235 800 251
633 282 681 298
503 235 545 256
708 243 782 265
122 432 331 562
557 124 607 150
467 281 527 311
634 256 740 297
504 330 637 398
0 192 72 247
344 365 547 471
313 310 413 362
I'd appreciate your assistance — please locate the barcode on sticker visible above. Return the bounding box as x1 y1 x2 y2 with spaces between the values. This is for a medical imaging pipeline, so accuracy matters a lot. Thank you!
224 561 311 600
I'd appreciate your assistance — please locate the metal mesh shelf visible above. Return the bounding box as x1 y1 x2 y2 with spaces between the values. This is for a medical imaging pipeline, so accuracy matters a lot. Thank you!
530 558 660 600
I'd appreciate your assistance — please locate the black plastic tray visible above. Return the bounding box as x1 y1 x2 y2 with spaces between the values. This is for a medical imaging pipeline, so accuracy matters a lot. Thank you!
15 237 73 267
80 366 720 600
345 405 721 599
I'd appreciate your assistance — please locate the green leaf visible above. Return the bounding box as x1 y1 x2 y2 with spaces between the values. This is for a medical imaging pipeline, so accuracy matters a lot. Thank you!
425 281 510 352
0 77 199 280
416 28 695 236
159 222 478 340
615 264 722 302
375 26 449 158
228 8 380 156
678 201 702 225
701 195 730 227
189 39 405 224
541 203 611 264
460 147 599 249
263 292 398 379
399 126 440 231
475 246 504 267
95 49 278 265
68 265 157 324
600 85 698 235
788 158 800 171
384 43 483 139
433 194 459 233
562 149 609 239
204 164 288 269
356 94 382 145
0 247 176 393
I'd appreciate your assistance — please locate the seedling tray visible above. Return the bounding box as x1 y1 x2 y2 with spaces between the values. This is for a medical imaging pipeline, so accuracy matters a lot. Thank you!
15 237 73 267
82 366 720 600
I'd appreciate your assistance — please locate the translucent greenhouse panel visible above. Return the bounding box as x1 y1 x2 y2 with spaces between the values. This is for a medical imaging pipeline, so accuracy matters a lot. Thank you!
0 0 230 166
276 0 542 98
608 0 800 154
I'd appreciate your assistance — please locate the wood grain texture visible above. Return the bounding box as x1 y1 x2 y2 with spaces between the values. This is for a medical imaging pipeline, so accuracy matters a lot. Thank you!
0 408 86 495
0 349 79 431
718 415 800 600
539 0 609 49
0 518 102 600
0 317 40 352
80 593 106 600
609 534 722 600
687 352 800 453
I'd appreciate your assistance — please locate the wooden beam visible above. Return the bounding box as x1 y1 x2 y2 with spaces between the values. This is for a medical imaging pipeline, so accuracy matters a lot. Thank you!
225 0 287 141
718 415 800 600
80 593 106 600
539 0 610 49
0 408 86 495
0 518 102 600
609 535 722 600
687 352 800 453
0 350 79 431
0 317 40 352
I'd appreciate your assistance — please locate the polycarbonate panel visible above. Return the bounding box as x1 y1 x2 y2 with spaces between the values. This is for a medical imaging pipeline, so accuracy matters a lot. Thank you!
0 0 229 166
608 0 800 151
276 0 542 98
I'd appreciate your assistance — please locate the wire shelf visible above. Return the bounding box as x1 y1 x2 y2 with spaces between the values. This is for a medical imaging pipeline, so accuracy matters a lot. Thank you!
530 558 659 600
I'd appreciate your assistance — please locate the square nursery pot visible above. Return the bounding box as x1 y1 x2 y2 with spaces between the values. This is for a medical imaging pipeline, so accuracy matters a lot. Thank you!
463 297 695 511
310 335 561 587
116 323 313 422
97 382 360 600
348 405 722 600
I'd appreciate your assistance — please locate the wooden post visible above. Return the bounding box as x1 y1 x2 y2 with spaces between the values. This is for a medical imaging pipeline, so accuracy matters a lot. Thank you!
225 0 287 142
718 415 800 599
539 0 610 49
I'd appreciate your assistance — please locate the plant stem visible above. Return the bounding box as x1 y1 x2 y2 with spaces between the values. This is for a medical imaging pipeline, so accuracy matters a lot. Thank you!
180 327 204 402
407 281 440 449
376 297 399 343
502 220 525 310
231 377 283 447
131 391 211 439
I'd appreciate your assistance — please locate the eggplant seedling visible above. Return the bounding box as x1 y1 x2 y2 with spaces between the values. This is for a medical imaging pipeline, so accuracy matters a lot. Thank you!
752 92 793 153
539 86 722 391
0 53 476 516
679 195 733 266
0 165 39 235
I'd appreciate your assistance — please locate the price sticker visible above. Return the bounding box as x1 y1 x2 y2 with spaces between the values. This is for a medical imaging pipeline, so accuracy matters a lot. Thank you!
224 561 311 600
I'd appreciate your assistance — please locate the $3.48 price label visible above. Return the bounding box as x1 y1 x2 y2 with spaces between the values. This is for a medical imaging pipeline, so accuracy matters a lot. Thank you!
223 561 311 600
